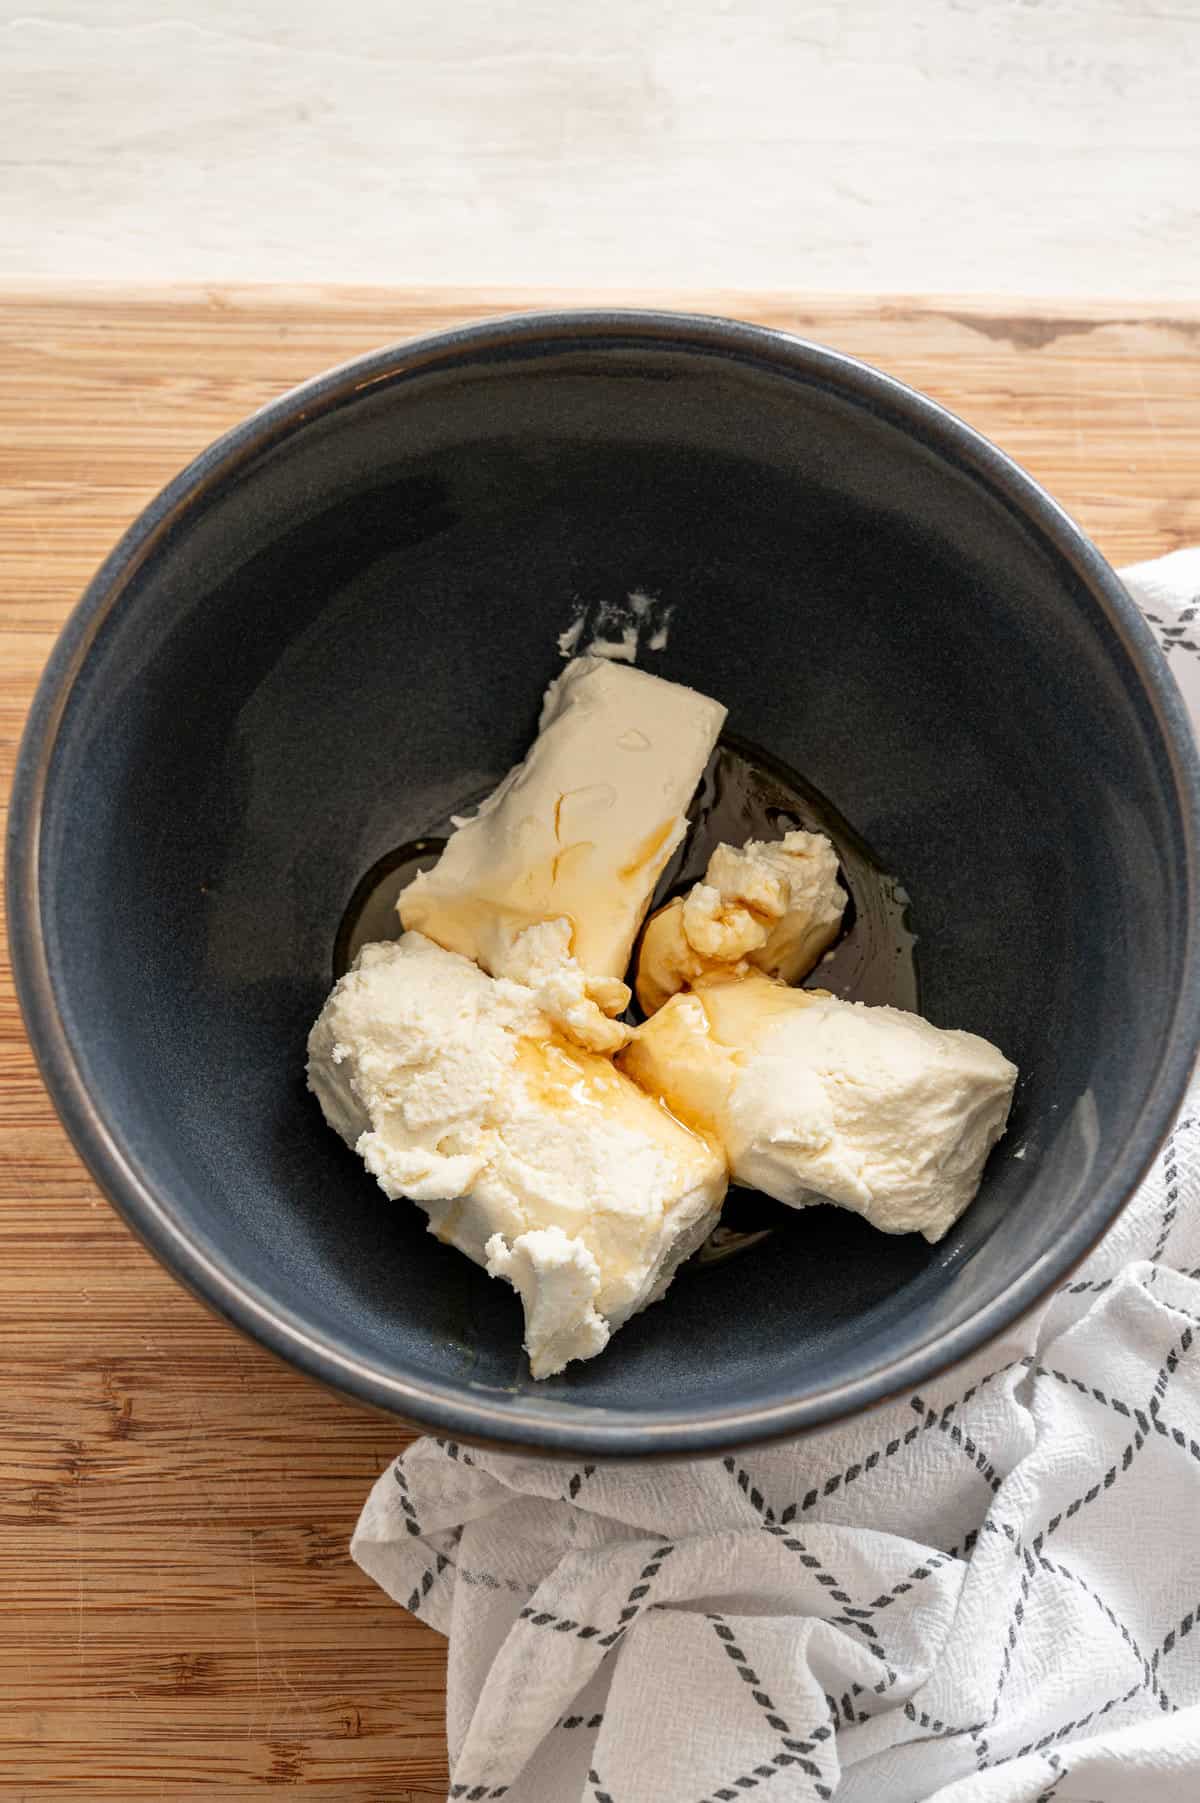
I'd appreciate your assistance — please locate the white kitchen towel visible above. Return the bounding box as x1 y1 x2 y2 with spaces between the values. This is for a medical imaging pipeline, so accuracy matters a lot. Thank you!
353 549 1200 1803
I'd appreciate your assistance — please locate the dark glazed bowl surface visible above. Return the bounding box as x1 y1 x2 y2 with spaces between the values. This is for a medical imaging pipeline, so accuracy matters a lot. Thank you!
9 311 1200 1456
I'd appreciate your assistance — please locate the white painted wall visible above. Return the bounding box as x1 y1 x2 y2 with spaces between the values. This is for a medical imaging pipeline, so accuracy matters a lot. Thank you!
2 0 1198 294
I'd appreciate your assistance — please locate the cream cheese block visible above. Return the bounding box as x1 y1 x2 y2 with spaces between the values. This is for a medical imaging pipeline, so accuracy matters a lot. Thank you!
399 656 726 1051
621 972 1017 1244
636 828 846 1015
307 932 726 1376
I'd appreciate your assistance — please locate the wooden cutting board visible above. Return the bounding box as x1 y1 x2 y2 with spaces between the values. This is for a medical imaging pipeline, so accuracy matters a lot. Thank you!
2 289 1199 1800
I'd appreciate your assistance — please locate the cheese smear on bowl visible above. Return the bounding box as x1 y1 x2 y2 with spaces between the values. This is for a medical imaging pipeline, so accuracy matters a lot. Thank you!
307 933 726 1377
621 972 1017 1244
399 656 725 1052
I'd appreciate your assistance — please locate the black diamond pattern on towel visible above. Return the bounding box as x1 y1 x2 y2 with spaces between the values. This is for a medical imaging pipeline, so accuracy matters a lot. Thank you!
1154 1600 1200 1676
1004 1679 1143 1767
902 1701 987 1739
384 1243 1200 1798
777 1360 1021 1523
1140 598 1200 661
760 1523 899 1693
723 1456 777 1522
1151 1122 1193 1263
1035 1550 1168 1710
946 1313 1200 1772
517 1543 675 1649
704 1615 834 1802
1028 1324 1196 1552
566 1464 596 1502
863 1551 954 1617
391 1459 423 1537
1030 1352 1200 1476
909 1393 1003 1492
406 1547 454 1615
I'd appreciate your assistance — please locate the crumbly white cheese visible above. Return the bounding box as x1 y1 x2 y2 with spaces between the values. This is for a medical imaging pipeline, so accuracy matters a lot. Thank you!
621 973 1017 1243
636 829 846 1015
483 1228 609 1372
399 656 726 1051
498 918 630 1055
307 932 726 1376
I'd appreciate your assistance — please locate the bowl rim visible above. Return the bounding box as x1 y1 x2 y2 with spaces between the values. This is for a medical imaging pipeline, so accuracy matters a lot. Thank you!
9 306 1200 1457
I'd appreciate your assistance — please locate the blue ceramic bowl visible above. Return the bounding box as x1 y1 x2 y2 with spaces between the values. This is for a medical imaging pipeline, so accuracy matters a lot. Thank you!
9 312 1200 1457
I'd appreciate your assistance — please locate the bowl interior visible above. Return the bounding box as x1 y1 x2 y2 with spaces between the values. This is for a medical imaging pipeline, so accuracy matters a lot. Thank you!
26 322 1196 1450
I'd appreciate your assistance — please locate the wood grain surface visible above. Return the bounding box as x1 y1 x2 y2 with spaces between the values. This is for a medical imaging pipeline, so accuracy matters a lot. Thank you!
1 288 1199 1800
